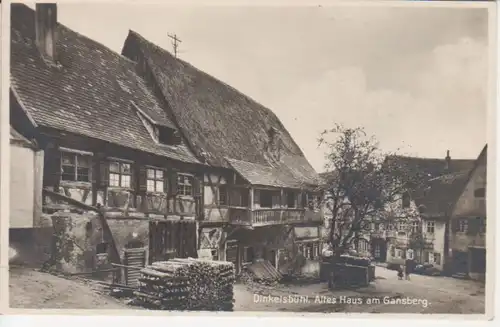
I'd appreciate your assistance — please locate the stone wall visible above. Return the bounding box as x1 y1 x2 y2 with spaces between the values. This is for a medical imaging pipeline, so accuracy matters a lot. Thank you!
50 212 149 274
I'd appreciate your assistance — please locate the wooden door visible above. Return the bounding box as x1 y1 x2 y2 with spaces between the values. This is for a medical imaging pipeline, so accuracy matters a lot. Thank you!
149 220 197 264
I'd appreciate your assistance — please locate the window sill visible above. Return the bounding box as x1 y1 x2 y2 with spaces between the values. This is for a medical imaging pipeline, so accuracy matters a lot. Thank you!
144 191 167 196
107 186 134 193
176 195 195 200
60 180 92 188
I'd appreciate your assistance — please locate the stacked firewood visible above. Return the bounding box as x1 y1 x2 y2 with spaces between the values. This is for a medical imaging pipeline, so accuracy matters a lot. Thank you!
134 258 235 311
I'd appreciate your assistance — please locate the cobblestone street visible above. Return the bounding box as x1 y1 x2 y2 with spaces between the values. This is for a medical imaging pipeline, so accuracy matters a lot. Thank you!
233 267 486 314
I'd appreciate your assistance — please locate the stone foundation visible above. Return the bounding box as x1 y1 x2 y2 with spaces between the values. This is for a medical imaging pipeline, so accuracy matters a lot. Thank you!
50 212 149 274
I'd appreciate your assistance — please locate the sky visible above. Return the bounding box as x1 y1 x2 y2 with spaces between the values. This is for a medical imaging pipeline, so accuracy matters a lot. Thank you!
40 2 490 172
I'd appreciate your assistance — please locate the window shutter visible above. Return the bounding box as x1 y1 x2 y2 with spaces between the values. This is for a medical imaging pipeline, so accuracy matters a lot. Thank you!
98 155 109 188
193 176 202 198
138 165 147 193
91 156 98 185
163 170 169 194
169 170 178 195
46 145 62 190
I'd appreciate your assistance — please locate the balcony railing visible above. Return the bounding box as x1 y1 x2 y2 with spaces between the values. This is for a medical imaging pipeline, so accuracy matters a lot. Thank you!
229 207 320 226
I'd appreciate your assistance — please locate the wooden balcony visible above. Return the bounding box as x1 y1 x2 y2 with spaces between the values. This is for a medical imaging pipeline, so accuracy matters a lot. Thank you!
230 207 321 227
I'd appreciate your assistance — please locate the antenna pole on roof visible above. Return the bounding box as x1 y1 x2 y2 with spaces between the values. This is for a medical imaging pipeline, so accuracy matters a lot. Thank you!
167 33 182 58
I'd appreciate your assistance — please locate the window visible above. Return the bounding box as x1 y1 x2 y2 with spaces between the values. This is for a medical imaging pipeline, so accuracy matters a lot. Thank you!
459 219 468 233
474 187 486 198
211 249 219 261
357 240 369 252
231 188 249 207
96 242 108 254
426 221 435 234
287 191 296 208
390 246 395 257
147 168 164 193
374 245 381 257
61 152 91 182
218 185 227 205
433 253 441 265
478 217 486 234
402 192 411 208
313 243 319 258
374 223 380 231
243 247 254 263
411 221 419 233
109 161 132 188
396 249 402 258
177 174 193 196
398 222 407 232
260 190 274 208
305 243 314 260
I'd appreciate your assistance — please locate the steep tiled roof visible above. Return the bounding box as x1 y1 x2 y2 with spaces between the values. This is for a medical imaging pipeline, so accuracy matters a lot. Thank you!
413 170 471 218
10 4 199 164
385 155 475 180
122 30 320 188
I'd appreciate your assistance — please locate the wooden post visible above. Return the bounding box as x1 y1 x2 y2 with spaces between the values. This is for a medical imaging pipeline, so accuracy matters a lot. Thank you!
249 187 254 224
33 150 44 227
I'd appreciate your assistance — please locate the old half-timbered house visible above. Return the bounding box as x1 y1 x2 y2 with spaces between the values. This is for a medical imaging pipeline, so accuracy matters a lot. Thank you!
122 31 324 277
448 145 487 281
10 4 208 276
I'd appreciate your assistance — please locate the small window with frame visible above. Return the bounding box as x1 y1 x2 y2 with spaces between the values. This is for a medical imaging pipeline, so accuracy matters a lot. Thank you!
177 174 193 196
61 152 91 182
459 219 468 233
478 217 486 234
411 221 419 233
109 161 132 188
426 221 435 234
147 168 164 193
218 185 227 205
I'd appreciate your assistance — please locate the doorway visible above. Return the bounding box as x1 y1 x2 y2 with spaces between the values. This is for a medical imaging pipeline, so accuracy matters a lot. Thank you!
452 251 469 274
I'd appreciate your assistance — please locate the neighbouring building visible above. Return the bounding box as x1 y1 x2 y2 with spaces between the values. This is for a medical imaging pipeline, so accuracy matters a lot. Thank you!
384 153 475 270
122 30 324 277
9 127 51 266
448 145 487 281
10 3 323 279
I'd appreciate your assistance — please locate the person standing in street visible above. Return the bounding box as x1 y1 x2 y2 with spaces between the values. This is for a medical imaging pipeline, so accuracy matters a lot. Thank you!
405 258 414 280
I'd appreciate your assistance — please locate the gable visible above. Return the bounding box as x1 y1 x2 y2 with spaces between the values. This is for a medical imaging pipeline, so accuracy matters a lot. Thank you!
452 148 487 218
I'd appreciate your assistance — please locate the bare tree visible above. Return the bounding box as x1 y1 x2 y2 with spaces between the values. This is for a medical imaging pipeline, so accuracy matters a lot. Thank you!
319 124 424 260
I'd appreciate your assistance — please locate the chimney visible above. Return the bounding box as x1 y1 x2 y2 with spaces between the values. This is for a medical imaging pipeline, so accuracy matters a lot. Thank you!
35 4 58 63
445 150 451 171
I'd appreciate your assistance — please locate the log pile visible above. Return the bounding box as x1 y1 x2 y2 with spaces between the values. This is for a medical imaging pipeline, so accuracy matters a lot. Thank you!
134 258 235 311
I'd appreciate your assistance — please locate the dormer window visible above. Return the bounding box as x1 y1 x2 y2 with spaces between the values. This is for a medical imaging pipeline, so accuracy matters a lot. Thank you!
132 102 182 146
157 126 181 146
